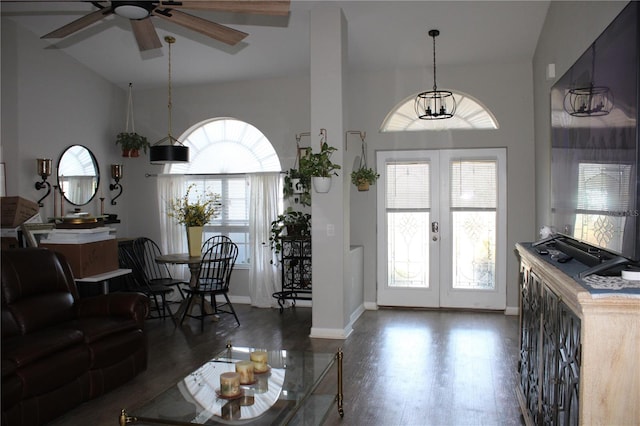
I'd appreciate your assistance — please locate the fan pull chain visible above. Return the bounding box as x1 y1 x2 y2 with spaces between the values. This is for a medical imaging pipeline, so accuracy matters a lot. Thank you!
125 82 135 133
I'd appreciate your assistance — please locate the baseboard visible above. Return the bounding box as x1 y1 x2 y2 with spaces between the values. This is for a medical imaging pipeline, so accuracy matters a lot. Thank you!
504 306 519 316
229 295 251 305
364 301 378 310
309 326 352 340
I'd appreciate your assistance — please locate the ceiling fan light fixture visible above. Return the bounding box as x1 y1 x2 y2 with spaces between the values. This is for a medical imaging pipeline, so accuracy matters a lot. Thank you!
113 2 154 20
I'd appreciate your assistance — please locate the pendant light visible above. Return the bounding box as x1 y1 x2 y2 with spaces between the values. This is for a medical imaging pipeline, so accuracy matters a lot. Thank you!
150 36 189 164
414 29 456 120
563 44 613 117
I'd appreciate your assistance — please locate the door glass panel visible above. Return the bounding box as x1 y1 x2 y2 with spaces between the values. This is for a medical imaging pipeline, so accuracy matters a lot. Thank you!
450 160 497 290
388 212 430 287
452 211 496 289
386 162 430 289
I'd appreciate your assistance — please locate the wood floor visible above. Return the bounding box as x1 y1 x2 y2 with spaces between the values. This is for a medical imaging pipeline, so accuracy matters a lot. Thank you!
49 305 524 426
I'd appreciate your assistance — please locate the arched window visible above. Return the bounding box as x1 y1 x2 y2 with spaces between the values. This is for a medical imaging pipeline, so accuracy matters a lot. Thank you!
380 91 499 132
164 118 281 266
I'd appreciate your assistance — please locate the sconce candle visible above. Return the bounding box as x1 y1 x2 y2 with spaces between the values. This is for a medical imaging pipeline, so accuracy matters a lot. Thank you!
34 158 53 207
109 164 124 205
37 158 52 177
111 164 123 180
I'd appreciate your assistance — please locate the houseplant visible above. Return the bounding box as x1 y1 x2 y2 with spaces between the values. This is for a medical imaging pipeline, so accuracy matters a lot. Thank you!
350 166 380 191
268 209 311 261
167 184 222 256
298 142 341 193
116 132 150 158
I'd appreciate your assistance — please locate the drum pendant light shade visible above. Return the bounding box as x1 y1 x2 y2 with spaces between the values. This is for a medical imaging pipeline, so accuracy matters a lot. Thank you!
151 36 189 164
150 144 189 163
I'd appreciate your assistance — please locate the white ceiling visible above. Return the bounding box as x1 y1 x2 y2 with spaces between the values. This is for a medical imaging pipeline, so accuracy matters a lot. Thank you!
1 1 551 90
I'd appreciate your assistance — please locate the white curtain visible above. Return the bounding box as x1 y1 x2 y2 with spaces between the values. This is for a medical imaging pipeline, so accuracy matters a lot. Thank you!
249 172 282 308
157 174 187 282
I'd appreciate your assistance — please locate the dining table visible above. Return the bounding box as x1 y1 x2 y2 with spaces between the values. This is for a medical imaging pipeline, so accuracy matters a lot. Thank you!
155 253 215 321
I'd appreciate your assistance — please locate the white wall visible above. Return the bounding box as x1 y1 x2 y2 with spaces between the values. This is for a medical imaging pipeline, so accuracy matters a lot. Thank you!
1 18 127 228
347 61 536 311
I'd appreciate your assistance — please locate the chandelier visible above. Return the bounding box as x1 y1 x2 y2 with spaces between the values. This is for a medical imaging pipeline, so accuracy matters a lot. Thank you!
564 44 613 117
150 36 189 164
415 29 456 120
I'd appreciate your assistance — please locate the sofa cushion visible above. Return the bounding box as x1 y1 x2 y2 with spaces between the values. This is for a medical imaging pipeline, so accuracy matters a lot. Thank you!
87 328 145 369
15 343 90 398
6 292 76 336
2 327 84 369
70 316 139 344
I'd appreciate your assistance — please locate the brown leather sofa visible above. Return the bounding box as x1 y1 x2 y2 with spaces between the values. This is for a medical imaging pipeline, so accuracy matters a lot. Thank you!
1 248 149 426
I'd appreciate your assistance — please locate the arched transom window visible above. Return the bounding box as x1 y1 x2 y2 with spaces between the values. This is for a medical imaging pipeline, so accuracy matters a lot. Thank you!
380 91 499 132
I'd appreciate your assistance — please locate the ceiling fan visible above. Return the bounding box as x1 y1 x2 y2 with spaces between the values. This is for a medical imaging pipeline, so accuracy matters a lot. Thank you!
29 1 290 51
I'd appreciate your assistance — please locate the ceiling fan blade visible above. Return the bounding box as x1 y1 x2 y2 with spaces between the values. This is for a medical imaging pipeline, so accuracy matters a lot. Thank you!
130 18 162 51
158 1 290 16
152 9 248 45
41 8 112 39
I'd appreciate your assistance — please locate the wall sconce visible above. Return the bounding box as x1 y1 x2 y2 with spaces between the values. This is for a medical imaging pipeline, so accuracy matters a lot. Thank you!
109 164 123 205
34 158 52 207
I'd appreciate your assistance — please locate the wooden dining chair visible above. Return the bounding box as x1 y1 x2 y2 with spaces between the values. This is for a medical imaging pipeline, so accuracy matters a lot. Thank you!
118 243 175 320
181 241 239 331
201 235 233 254
133 237 187 300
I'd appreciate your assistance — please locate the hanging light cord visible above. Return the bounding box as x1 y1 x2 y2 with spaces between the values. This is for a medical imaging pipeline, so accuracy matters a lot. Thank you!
125 82 135 133
431 33 438 92
166 36 174 139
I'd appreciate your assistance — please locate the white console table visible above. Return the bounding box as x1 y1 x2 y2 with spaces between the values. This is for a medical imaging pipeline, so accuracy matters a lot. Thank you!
75 268 132 294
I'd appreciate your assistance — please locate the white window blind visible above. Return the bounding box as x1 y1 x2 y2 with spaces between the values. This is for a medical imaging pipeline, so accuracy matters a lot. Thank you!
450 160 496 209
576 163 631 212
386 162 430 210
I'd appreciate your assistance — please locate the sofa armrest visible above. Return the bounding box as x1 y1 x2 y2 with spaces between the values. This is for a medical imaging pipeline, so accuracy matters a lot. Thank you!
77 293 149 327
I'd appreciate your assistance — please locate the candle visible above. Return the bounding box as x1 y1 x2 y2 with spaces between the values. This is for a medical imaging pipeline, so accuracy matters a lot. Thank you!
219 372 240 397
36 158 52 177
250 351 268 373
235 360 254 384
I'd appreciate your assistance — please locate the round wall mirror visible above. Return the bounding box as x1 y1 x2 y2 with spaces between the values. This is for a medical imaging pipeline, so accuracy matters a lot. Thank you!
57 145 100 206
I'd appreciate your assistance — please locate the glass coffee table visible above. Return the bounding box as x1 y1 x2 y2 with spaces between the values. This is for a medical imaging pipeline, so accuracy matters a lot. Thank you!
119 343 344 425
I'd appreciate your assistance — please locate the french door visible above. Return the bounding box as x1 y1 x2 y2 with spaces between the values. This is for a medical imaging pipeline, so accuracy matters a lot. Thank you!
376 149 506 310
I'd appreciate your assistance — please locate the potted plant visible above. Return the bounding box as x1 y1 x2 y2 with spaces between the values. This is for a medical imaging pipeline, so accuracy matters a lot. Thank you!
283 168 311 206
167 184 222 256
350 166 380 191
269 209 311 261
116 132 150 157
299 142 341 193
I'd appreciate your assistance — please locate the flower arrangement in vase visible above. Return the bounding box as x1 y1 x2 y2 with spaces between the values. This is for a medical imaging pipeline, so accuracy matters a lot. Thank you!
167 184 222 255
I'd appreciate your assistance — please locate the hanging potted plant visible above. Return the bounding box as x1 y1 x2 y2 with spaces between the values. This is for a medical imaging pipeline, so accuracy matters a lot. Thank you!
268 209 311 262
350 167 380 191
299 132 341 193
116 83 149 158
116 132 150 157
